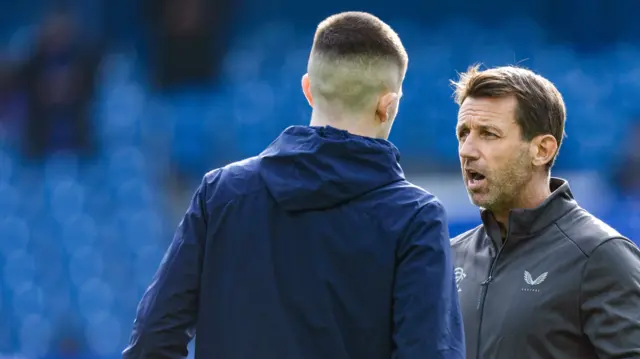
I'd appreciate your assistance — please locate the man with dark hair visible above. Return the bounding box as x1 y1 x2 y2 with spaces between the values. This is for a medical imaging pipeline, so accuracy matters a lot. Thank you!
123 12 464 359
450 64 640 359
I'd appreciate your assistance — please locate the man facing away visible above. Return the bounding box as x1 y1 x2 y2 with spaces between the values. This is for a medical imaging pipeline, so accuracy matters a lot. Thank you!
122 12 465 359
450 64 640 359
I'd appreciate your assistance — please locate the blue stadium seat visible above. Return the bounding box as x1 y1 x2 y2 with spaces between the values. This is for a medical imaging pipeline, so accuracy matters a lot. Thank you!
77 278 114 322
468 41 521 69
106 146 147 186
11 284 44 320
86 314 123 356
69 247 104 288
0 314 12 352
140 96 175 148
32 238 65 287
501 17 545 52
98 84 145 148
222 47 266 85
0 184 19 217
116 179 154 211
0 217 28 256
43 151 80 183
531 46 579 80
102 249 137 315
60 214 99 253
3 250 36 293
18 314 52 358
119 210 163 251
47 179 86 223
42 283 72 319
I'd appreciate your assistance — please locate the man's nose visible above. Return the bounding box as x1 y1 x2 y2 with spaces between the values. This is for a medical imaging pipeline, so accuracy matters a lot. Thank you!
458 136 480 161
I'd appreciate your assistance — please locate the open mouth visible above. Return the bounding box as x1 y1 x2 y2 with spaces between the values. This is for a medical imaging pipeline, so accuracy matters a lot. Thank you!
466 169 486 188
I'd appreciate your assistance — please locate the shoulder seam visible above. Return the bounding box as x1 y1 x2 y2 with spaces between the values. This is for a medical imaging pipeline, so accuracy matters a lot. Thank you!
394 197 444 244
451 225 482 246
555 220 628 259
554 222 588 258
204 166 267 211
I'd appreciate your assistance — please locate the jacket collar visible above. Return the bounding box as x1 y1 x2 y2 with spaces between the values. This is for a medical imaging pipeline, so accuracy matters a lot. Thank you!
480 178 578 246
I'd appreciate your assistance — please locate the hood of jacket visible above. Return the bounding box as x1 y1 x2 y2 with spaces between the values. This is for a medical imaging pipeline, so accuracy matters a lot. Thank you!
259 125 405 211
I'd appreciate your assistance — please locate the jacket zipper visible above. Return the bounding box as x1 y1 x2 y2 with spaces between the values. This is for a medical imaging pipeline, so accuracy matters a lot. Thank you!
475 229 510 359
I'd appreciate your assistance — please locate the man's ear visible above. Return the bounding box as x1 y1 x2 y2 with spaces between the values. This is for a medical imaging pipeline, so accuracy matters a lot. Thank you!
376 92 399 123
301 73 313 107
530 134 558 167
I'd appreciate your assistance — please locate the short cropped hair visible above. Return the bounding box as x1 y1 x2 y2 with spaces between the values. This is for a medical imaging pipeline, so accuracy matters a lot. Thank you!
308 12 408 112
451 65 566 169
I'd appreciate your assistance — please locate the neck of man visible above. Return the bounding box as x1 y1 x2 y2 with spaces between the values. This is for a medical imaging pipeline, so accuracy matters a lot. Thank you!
493 171 553 237
309 109 381 139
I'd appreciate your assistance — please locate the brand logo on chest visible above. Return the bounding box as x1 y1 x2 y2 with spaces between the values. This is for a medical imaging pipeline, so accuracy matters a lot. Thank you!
521 270 548 293
454 267 466 292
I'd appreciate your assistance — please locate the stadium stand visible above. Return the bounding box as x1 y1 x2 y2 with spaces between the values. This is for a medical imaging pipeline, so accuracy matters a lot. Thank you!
0 0 639 357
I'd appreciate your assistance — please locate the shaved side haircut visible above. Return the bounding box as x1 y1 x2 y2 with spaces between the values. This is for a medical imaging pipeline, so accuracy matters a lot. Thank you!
308 12 408 113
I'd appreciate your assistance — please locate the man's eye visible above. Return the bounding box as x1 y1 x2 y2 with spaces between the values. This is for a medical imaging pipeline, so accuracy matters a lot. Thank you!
482 131 497 138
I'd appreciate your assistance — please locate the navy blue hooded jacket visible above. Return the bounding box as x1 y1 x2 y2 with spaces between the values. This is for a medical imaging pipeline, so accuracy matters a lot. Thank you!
123 125 464 359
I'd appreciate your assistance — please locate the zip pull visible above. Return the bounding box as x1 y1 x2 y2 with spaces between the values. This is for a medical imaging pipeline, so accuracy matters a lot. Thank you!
481 276 493 286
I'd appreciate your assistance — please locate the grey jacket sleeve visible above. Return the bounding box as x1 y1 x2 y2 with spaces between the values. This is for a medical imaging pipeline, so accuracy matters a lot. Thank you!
580 238 640 359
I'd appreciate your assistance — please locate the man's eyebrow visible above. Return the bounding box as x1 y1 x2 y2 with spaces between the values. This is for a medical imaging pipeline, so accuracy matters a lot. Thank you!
455 123 468 136
455 122 505 138
477 124 503 134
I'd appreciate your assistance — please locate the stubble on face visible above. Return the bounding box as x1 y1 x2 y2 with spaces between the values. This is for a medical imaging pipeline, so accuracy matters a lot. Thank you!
468 143 534 213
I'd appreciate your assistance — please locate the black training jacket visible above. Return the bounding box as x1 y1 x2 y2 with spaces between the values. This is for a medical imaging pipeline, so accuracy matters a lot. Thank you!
451 178 640 359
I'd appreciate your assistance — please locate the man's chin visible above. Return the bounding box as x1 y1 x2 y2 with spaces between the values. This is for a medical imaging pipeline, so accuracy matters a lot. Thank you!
467 192 491 208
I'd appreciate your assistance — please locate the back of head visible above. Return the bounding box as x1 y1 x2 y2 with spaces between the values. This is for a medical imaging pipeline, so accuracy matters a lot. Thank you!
261 13 408 211
307 12 408 115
